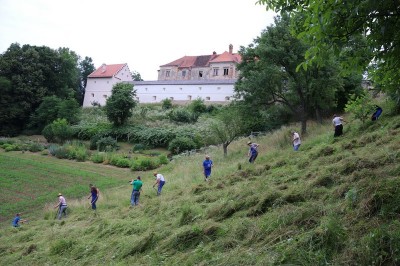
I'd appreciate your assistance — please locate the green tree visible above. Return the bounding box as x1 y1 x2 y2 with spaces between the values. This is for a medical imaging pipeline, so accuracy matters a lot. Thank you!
78 56 95 105
257 0 400 108
42 118 73 143
131 70 143 81
210 105 245 156
235 13 342 133
0 43 84 135
345 92 376 124
104 83 137 126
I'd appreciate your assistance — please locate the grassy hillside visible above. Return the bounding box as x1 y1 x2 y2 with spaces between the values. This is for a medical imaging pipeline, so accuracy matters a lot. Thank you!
1 113 400 265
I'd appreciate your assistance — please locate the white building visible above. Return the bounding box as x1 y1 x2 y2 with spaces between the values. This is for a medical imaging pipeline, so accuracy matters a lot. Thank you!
132 79 236 103
82 45 241 106
83 63 133 107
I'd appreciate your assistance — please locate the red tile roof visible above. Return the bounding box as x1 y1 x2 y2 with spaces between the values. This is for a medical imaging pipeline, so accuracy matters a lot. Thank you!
161 50 241 69
209 51 241 63
88 63 127 78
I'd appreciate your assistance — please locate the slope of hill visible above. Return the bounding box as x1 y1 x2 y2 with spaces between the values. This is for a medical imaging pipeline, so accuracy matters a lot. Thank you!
1 114 400 265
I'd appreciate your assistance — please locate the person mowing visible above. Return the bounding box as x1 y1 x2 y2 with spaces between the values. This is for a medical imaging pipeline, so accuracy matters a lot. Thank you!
130 176 143 206
12 213 27 227
202 155 213 181
55 193 68 220
247 141 260 163
88 184 100 210
153 172 166 196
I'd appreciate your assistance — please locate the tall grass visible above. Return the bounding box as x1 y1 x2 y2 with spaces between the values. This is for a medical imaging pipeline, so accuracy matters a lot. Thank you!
1 113 400 265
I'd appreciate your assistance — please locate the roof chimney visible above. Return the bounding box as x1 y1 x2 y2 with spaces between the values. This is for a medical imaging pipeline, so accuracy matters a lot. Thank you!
101 64 107 73
229 44 233 54
212 51 216 55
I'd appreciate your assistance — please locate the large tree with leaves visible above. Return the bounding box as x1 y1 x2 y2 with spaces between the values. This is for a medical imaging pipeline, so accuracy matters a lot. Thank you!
78 56 96 105
257 0 400 108
235 13 343 133
0 44 78 135
104 83 137 126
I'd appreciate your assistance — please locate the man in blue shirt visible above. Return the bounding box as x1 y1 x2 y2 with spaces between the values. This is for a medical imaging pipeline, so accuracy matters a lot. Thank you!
12 213 27 227
202 155 214 181
247 141 260 163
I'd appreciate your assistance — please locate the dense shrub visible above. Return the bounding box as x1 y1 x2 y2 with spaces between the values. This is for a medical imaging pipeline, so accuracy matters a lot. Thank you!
133 143 147 152
158 155 169 165
109 154 131 168
168 136 197 154
189 98 207 114
130 157 159 171
91 152 107 163
42 119 73 143
168 108 199 123
97 137 118 152
161 98 173 109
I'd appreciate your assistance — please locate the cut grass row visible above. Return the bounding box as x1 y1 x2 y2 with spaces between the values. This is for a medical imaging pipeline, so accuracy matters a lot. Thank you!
0 152 132 225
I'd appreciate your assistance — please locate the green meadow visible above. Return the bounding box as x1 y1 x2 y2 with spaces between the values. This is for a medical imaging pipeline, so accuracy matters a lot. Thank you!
1 113 400 265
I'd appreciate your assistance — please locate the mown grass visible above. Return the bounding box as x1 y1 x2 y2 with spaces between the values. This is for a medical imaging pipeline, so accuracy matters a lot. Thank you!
1 111 400 265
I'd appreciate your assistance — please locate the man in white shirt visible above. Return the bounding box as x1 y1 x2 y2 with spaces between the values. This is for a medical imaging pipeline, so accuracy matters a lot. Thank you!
292 131 301 151
153 172 166 196
332 114 345 137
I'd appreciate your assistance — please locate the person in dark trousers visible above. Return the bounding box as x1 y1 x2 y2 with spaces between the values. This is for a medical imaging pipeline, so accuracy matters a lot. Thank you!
371 105 383 121
247 141 260 163
153 172 166 196
55 193 68 220
12 213 27 227
130 176 143 206
202 155 214 181
332 114 345 137
88 184 100 210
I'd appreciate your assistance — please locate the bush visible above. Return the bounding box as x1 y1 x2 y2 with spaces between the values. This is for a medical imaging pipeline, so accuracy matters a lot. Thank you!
130 157 159 171
42 119 73 143
189 98 207 114
28 142 45 152
91 152 106 163
97 137 118 152
161 98 173 109
158 155 169 165
132 143 147 152
109 154 131 168
168 137 197 155
168 108 199 123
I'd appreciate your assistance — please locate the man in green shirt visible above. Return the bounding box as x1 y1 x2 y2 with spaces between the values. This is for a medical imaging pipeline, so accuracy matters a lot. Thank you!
130 176 143 206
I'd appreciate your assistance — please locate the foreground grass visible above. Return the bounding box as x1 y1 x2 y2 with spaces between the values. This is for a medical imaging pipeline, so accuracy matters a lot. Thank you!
1 114 400 265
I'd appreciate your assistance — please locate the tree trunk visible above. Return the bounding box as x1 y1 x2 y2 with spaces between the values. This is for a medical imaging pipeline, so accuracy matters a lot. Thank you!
300 111 307 134
315 108 323 124
223 143 228 157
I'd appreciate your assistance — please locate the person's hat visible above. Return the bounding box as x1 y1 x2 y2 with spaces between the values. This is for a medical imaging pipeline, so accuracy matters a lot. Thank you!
247 141 252 145
58 193 62 197
153 172 157 175
205 155 210 158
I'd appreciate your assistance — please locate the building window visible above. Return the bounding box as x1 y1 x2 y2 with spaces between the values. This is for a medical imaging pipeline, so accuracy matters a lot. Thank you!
145 88 148 91
94 81 96 83
180 87 183 90
199 87 202 90
223 68 229 76
187 95 192 101
91 93 94 97
199 71 203 78
213 68 219 76
217 87 221 90
163 88 166 91
170 97 174 100
166 70 170 77
107 81 109 84
103 95 107 98
182 70 186 77
225 96 231 101
153 96 157 101
206 97 211 101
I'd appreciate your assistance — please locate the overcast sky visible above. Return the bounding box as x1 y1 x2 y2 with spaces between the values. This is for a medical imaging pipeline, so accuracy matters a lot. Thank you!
0 0 276 80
